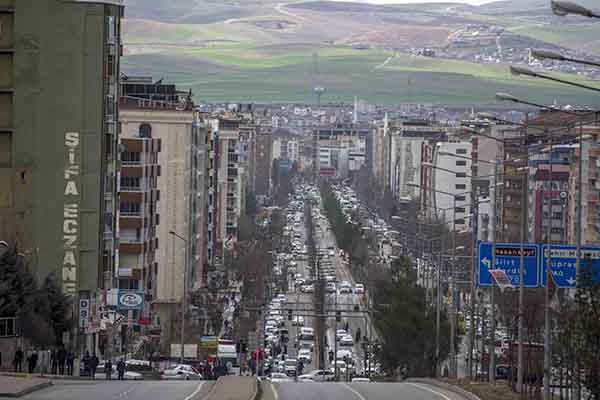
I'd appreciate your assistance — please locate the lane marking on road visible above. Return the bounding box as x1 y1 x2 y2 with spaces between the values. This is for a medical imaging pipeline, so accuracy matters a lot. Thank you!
184 382 204 400
342 383 367 400
270 382 279 400
115 384 138 399
406 383 453 400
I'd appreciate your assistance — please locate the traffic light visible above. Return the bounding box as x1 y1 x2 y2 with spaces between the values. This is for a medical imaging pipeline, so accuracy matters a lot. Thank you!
329 350 334 362
287 309 293 321
336 310 341 322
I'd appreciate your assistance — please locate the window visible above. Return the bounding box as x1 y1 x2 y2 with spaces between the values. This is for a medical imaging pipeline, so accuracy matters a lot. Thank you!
456 160 467 166
455 207 466 213
0 317 16 337
120 176 140 189
120 202 141 215
122 151 141 165
456 184 466 190
455 195 466 201
456 148 468 155
456 172 467 178
139 123 152 138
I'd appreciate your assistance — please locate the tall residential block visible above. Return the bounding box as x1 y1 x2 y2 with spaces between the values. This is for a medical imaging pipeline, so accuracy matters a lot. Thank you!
0 0 124 304
120 77 207 349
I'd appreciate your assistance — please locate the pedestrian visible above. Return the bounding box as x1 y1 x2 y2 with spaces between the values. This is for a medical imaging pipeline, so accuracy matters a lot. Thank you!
57 346 67 375
117 358 126 380
82 351 91 377
13 348 23 372
50 348 58 375
27 349 38 373
105 359 113 380
66 351 74 375
89 353 99 379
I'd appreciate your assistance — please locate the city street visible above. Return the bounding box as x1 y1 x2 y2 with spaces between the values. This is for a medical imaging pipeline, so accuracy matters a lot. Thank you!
270 381 469 400
12 381 209 400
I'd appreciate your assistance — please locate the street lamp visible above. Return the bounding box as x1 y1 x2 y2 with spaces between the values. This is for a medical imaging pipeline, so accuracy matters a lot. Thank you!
531 49 600 68
509 66 600 94
169 229 188 364
551 0 600 18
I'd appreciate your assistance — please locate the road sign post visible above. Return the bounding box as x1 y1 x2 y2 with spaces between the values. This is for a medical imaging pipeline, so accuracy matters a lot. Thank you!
478 242 540 288
541 245 600 288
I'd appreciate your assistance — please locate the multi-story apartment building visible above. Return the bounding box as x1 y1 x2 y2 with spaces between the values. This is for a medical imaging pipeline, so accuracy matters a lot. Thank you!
206 116 247 269
315 124 371 179
254 126 273 199
117 132 161 331
119 77 208 350
0 0 124 351
424 141 473 231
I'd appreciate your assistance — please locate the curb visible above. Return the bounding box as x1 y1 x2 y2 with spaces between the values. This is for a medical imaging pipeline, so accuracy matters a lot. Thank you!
0 381 53 398
252 377 261 400
406 378 482 400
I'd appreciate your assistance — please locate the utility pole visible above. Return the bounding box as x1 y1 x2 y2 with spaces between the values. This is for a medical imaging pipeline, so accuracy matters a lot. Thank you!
575 120 584 400
435 209 445 377
450 196 457 378
517 158 527 394
489 141 499 385
543 135 554 400
467 190 479 379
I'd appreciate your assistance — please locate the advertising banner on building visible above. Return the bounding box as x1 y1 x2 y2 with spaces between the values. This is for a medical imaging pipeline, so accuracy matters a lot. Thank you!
117 290 145 311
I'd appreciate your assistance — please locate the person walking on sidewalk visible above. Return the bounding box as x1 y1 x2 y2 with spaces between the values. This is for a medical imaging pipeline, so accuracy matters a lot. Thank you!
89 353 99 379
105 359 113 380
117 359 126 380
57 346 67 375
66 351 74 375
13 348 23 372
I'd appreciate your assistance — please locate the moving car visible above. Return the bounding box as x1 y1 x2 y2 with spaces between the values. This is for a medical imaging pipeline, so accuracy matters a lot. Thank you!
354 283 365 294
336 329 348 341
297 349 312 364
95 364 144 380
292 315 305 326
298 369 335 382
269 372 293 383
162 364 203 380
284 358 298 376
339 335 354 347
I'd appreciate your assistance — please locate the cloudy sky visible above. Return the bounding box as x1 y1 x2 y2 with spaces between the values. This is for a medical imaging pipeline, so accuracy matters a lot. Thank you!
333 0 497 5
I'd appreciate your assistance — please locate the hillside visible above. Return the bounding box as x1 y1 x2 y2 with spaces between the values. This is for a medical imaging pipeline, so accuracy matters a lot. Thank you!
121 0 600 105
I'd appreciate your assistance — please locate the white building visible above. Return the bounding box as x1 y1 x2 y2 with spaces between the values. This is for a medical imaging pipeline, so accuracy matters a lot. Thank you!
430 141 472 231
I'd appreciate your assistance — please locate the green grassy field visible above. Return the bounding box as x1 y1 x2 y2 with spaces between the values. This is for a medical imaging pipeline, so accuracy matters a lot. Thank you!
122 45 600 106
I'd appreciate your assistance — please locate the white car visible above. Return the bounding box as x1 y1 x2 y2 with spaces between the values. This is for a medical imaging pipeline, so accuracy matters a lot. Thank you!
351 377 371 383
162 364 203 380
354 284 365 294
336 329 348 341
297 349 312 364
269 372 293 383
95 364 144 381
292 315 305 326
299 370 335 382
339 335 354 347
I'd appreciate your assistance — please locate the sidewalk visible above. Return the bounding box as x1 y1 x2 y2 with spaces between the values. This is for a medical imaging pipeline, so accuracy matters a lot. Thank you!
0 376 52 398
204 376 258 400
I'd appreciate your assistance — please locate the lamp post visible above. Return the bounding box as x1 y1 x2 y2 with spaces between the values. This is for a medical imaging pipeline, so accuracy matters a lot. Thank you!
551 0 600 18
509 66 600 94
169 229 189 364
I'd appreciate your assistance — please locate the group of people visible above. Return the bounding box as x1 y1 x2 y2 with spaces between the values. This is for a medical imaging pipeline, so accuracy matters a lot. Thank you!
13 347 75 375
81 351 126 380
12 347 125 379
50 346 75 375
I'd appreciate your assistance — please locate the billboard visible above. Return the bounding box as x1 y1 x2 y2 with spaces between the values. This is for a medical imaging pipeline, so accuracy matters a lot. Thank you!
117 290 145 311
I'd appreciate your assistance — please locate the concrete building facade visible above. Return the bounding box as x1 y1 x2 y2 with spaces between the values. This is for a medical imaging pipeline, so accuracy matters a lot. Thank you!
119 79 206 349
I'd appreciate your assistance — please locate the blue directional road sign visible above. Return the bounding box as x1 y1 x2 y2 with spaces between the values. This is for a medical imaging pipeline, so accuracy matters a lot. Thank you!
478 242 540 288
541 245 600 288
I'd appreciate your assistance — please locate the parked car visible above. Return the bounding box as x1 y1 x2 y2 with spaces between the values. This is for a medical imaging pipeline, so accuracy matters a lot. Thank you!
354 284 365 294
95 364 144 380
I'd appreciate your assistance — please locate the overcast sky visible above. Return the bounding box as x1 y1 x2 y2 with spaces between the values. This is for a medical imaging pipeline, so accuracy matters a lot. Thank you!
333 0 497 5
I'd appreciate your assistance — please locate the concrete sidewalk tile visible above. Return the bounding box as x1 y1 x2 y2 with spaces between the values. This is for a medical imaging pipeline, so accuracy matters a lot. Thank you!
0 376 52 398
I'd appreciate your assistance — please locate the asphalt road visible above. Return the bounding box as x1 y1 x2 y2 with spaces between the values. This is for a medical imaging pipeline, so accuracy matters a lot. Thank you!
271 381 468 400
17 381 208 400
